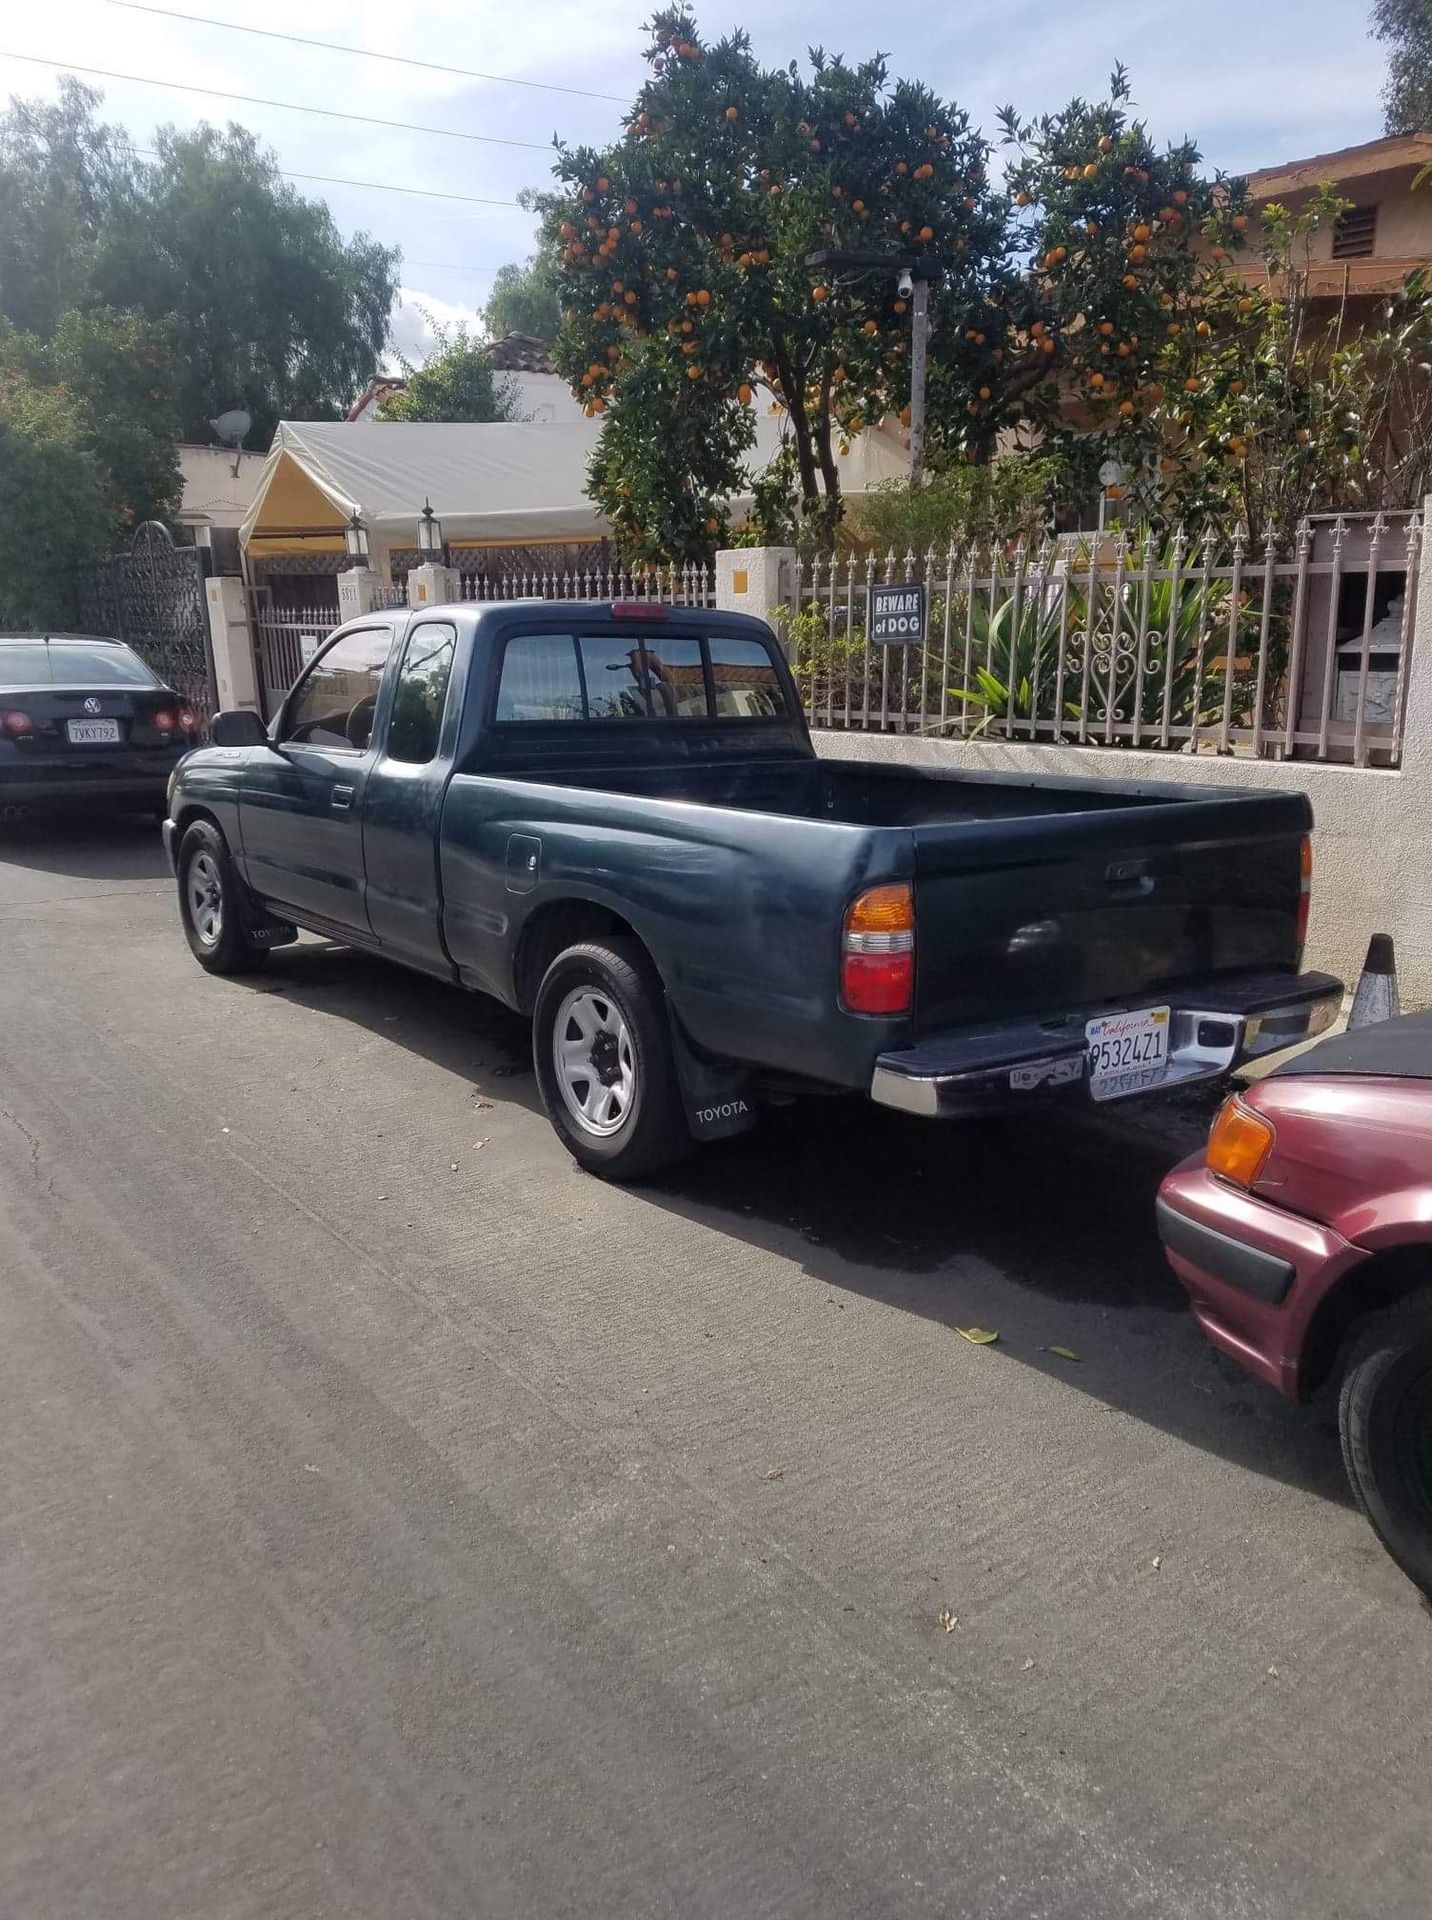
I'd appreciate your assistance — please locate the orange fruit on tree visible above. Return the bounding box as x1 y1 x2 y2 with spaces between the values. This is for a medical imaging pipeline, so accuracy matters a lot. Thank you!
624 290 637 305
896 160 908 174
1015 189 1031 206
737 383 753 404
812 284 829 301
893 297 908 314
1132 222 1152 242
1173 189 1188 205
1166 321 1181 335
979 385 991 399
687 365 703 379
1229 379 1245 395
696 288 711 305
1231 213 1249 230
1122 272 1139 289
900 403 911 425
1128 244 1148 263
1183 376 1201 392
596 176 610 192
1237 296 1254 314
1098 135 1113 153
1098 320 1114 336
1083 162 1098 179
919 225 934 242
852 199 866 213
705 517 719 533
1195 319 1210 336
725 105 739 120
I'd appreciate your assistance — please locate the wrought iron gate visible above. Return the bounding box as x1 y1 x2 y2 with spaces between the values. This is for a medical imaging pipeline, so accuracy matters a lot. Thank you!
73 521 219 724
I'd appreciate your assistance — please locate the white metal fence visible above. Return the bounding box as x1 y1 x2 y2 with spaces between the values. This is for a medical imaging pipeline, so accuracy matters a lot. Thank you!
781 513 1423 767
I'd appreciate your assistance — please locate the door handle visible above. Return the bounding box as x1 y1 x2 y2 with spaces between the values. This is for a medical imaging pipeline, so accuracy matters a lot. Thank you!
331 785 355 810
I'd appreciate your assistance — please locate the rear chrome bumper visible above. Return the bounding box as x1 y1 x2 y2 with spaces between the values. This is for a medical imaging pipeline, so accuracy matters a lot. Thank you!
869 969 1343 1118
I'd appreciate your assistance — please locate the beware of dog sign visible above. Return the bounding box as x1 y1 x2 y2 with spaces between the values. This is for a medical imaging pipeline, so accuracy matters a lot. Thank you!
869 582 926 645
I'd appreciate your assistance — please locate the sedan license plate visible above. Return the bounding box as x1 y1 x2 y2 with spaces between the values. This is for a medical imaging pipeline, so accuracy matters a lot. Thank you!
66 718 120 744
1086 1005 1171 1102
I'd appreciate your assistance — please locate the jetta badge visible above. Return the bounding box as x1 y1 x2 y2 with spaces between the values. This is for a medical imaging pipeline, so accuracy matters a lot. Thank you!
83 696 102 714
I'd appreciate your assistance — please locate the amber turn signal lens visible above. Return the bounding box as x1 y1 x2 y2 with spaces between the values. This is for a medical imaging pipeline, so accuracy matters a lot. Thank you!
1206 1096 1276 1188
844 882 913 935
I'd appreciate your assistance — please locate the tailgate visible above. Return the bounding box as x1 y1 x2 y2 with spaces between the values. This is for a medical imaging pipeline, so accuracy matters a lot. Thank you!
910 789 1311 1033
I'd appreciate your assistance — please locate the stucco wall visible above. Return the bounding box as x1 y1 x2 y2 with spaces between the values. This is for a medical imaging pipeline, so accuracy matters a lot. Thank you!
806 496 1432 1005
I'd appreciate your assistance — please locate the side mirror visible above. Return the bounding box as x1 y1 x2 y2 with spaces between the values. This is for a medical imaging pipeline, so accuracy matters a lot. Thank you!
211 707 270 748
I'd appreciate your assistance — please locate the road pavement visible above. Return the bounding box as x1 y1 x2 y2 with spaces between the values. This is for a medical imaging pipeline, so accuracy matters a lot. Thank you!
0 811 1428 1920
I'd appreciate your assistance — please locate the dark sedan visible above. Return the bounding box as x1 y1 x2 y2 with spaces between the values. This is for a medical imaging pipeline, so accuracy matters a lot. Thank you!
0 635 199 815
1159 1014 1432 1600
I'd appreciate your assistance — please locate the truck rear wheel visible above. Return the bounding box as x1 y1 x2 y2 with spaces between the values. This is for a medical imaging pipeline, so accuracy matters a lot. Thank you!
532 937 690 1181
1339 1290 1432 1600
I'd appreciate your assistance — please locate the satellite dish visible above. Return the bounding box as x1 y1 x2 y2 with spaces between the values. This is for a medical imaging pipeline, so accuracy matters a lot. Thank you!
210 408 253 448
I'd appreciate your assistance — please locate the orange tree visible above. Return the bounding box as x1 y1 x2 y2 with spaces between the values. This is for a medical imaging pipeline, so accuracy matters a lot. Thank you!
535 10 1009 562
982 67 1257 523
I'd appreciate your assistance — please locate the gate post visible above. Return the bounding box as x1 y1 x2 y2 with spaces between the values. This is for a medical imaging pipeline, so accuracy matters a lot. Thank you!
337 567 381 621
205 576 262 712
716 547 796 649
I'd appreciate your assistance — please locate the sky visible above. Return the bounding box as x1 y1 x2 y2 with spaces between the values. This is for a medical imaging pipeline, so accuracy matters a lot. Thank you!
0 0 1392 368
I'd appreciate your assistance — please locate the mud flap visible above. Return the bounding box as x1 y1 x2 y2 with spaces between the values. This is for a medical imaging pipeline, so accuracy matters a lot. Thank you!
666 1007 759 1143
236 887 298 949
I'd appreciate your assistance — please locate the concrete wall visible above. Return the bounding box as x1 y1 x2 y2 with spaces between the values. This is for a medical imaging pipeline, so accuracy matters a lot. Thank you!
805 498 1432 1003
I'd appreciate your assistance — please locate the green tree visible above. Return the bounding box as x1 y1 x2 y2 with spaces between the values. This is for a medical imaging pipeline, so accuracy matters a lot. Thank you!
536 9 1008 560
379 316 519 421
93 121 398 441
46 306 183 525
0 368 118 628
483 255 563 346
1372 0 1432 134
0 79 131 339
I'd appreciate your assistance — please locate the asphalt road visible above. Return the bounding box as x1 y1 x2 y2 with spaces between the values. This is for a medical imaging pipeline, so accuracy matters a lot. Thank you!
1 812 1428 1920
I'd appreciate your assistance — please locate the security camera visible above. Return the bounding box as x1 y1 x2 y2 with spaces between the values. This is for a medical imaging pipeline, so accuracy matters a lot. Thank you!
897 268 915 299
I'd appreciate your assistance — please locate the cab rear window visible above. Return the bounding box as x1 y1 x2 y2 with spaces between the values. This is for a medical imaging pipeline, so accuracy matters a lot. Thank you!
494 630 788 723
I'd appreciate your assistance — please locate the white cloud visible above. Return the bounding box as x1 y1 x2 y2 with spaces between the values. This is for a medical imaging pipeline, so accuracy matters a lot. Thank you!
386 288 487 368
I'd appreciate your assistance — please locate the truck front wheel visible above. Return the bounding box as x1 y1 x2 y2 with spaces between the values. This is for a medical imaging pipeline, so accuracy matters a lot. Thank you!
176 819 267 976
1339 1289 1432 1601
533 937 690 1181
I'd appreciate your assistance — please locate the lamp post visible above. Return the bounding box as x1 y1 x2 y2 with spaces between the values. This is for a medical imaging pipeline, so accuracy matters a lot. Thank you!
417 497 446 566
344 511 371 568
804 249 937 485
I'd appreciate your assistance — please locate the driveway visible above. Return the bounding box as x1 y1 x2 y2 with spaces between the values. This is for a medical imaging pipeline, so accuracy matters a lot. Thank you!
0 813 1427 1920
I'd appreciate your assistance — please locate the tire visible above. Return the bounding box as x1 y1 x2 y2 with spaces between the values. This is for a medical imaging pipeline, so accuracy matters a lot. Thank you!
1339 1290 1432 1600
176 819 268 976
532 937 691 1181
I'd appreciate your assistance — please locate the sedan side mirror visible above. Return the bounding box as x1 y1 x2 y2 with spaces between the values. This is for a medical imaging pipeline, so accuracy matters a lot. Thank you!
211 707 270 747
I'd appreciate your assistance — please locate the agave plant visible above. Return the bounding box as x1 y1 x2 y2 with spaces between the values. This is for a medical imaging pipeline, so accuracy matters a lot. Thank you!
943 572 1084 737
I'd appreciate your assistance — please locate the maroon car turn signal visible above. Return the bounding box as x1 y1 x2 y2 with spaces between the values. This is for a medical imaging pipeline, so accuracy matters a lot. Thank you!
842 882 914 1015
1206 1095 1276 1188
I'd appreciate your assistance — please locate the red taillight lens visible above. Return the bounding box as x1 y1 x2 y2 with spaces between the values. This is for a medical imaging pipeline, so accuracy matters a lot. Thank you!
609 602 667 621
177 707 198 735
1 709 35 736
842 882 914 1015
152 708 177 732
1295 835 1312 959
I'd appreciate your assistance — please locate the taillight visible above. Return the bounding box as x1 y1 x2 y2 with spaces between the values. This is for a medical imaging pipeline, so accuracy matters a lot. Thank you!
1 709 35 736
152 708 177 732
1206 1095 1276 1188
842 882 914 1015
177 707 198 735
1295 835 1312 960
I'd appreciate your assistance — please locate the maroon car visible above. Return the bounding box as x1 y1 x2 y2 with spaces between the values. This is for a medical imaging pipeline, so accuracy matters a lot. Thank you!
1158 1013 1432 1598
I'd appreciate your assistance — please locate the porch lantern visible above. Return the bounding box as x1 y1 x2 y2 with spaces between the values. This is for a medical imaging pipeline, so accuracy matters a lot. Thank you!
344 511 371 565
417 497 445 561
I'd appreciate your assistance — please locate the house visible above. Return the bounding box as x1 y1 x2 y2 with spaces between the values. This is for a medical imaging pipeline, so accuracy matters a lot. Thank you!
345 334 586 426
176 442 267 573
1235 133 1432 306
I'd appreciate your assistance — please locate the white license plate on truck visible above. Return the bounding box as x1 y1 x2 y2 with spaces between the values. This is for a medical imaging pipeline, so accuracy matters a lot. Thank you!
66 718 120 744
1086 1006 1170 1101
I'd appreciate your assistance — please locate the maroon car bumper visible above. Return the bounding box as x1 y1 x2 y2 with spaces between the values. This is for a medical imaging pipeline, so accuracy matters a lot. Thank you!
1157 1162 1365 1398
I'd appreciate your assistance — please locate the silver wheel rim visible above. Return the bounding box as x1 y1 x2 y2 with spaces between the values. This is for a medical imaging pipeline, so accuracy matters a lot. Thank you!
552 986 636 1138
187 850 224 947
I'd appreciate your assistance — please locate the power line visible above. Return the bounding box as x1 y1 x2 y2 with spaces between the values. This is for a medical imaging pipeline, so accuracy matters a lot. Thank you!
1 49 553 150
130 145 527 208
103 0 629 105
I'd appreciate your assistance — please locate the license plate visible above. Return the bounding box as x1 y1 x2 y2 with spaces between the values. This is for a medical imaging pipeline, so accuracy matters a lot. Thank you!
1086 1005 1171 1101
66 718 120 744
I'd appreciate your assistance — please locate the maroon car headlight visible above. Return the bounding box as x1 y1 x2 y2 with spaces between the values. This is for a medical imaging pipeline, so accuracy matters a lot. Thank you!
1206 1095 1276 1188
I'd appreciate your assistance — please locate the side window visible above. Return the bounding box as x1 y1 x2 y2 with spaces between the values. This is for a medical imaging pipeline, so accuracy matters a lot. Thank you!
495 634 584 721
283 627 393 749
708 635 785 718
387 621 457 764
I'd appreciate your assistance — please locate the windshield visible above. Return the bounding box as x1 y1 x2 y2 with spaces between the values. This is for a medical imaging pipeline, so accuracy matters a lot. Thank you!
0 642 162 689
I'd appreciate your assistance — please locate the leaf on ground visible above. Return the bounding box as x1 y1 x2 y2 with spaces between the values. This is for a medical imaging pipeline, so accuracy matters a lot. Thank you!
956 1326 999 1346
472 1098 495 1111
937 1607 959 1633
763 1466 784 1482
1044 1344 1080 1362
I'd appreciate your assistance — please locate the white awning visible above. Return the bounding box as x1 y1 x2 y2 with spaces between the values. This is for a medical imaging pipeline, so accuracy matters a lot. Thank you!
241 414 910 550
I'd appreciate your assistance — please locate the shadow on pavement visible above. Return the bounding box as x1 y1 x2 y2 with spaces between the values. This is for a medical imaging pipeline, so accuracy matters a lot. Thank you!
233 938 1349 1509
0 808 171 882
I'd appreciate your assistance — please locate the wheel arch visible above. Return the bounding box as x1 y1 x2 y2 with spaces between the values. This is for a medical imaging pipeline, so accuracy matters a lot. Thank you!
1299 1244 1432 1400
512 895 657 1014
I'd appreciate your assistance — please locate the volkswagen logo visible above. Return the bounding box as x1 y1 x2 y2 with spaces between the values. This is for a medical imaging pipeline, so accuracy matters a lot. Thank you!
83 696 102 715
